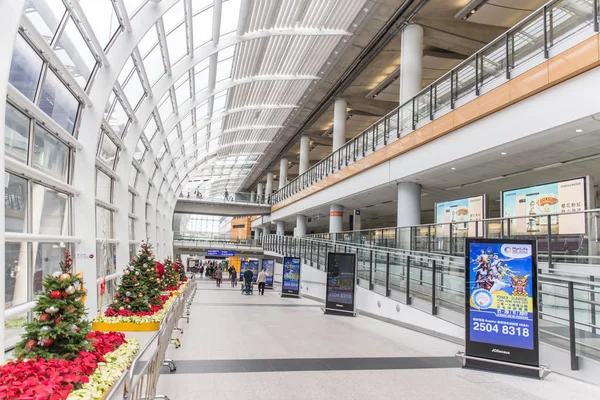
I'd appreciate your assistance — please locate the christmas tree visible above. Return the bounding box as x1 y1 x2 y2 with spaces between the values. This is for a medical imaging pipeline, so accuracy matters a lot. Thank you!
15 250 92 360
163 257 179 290
176 257 187 282
136 242 163 306
108 260 152 314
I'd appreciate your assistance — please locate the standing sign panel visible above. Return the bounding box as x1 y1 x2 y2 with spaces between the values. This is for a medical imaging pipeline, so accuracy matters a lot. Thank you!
281 257 301 296
325 253 357 314
262 259 275 288
240 261 249 280
249 260 259 282
465 238 539 375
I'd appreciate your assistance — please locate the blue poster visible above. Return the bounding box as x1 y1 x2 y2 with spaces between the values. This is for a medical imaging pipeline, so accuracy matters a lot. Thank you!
249 259 259 281
468 241 534 350
262 259 274 287
207 249 235 257
240 261 249 280
282 257 301 295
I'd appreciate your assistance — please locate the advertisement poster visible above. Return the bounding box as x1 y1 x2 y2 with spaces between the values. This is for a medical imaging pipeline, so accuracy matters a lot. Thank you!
248 260 259 282
502 177 586 235
282 257 301 296
465 238 539 369
326 253 356 313
240 260 249 280
261 259 275 287
435 195 485 237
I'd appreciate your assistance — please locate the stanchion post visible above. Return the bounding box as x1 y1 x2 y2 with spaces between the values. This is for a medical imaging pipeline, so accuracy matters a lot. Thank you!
406 256 412 305
568 281 579 370
431 260 437 315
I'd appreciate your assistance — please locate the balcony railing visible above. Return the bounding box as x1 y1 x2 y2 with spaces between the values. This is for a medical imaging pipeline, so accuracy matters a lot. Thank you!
271 0 600 205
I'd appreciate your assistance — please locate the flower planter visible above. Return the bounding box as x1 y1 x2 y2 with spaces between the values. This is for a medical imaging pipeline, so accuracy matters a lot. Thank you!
91 321 160 332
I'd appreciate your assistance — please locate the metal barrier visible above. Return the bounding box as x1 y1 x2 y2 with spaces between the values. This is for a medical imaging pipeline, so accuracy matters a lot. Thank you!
104 280 197 399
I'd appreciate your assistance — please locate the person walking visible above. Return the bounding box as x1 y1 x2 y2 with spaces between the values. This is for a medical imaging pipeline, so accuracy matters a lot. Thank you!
215 266 223 287
243 266 253 295
199 265 204 279
257 267 267 296
228 266 237 287
224 188 229 201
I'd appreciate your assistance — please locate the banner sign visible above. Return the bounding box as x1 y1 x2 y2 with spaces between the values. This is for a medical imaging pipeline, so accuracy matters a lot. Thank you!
502 177 586 235
326 253 356 313
207 249 235 257
465 238 539 370
282 257 301 296
240 261 249 280
435 195 485 237
249 259 259 282
261 259 275 287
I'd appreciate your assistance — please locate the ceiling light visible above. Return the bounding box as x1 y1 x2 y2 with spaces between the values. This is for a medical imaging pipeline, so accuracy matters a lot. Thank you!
501 152 507 155
451 167 456 170
575 129 583 133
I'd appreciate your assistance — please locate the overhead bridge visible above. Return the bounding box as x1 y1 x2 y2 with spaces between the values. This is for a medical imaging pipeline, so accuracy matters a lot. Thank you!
174 198 271 216
173 235 264 258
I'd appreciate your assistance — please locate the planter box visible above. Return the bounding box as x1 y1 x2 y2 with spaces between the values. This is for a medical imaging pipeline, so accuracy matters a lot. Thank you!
91 321 160 332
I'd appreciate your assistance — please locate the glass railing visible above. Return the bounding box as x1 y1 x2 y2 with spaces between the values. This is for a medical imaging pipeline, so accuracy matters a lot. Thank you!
308 209 600 269
272 0 600 205
178 191 271 205
173 231 262 247
263 234 600 365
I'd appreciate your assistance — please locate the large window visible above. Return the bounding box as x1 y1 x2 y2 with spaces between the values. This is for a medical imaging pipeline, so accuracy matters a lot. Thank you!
8 35 43 102
98 132 119 168
129 217 136 240
32 125 70 181
38 69 79 135
32 183 69 236
5 174 27 234
96 206 114 239
4 103 30 163
96 242 116 277
96 169 113 204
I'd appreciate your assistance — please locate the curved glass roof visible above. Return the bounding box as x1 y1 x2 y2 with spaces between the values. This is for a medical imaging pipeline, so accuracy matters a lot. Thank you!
18 0 369 200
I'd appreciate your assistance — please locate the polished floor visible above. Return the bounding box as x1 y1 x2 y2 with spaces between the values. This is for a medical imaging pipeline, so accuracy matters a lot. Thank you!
156 279 600 400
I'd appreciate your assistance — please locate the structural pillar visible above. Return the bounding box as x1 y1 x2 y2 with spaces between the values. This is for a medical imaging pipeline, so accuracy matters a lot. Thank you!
250 191 256 202
257 182 264 204
295 214 307 237
299 136 310 174
397 182 421 249
333 99 347 151
265 172 273 203
353 209 362 231
276 221 285 235
279 158 288 188
329 204 343 233
400 24 424 104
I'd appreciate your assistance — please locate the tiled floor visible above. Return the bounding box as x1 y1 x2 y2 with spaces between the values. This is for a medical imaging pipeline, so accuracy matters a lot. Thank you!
156 279 600 400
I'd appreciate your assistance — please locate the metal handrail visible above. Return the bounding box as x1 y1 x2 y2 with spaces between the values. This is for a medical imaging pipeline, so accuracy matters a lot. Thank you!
272 0 599 205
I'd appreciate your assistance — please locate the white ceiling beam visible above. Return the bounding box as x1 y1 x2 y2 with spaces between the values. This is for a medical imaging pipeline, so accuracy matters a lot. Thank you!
156 18 172 76
114 0 133 32
184 0 194 56
212 0 223 45
132 47 153 98
237 0 252 36
113 83 138 123
65 0 110 67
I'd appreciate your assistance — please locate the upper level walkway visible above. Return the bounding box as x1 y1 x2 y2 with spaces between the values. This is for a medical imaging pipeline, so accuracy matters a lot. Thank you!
155 278 600 399
269 0 600 217
174 195 271 217
173 232 263 257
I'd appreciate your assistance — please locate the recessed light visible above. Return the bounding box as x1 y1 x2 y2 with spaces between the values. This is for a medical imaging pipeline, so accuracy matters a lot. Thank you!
501 152 507 155
575 129 583 133
451 167 456 170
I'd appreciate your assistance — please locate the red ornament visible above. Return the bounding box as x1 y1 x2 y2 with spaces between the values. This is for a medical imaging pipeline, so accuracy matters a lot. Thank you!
50 290 62 299
40 338 53 348
39 313 50 322
65 305 75 313
54 316 61 325
25 339 36 350
116 293 121 298
125 298 130 303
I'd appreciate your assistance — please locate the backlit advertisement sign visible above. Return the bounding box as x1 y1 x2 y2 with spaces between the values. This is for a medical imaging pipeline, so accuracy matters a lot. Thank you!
502 177 586 235
435 195 485 237
261 259 274 287
282 257 301 296
325 253 356 313
465 238 539 372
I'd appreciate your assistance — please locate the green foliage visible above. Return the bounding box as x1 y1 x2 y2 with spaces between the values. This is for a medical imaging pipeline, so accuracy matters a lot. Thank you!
176 258 187 281
14 250 92 360
163 257 179 289
135 242 163 306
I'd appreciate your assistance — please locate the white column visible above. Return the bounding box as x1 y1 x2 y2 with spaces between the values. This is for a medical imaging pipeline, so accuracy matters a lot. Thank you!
257 183 264 203
279 158 288 187
276 221 285 235
333 99 347 151
265 172 273 202
396 182 421 227
400 24 424 103
329 204 343 233
295 215 307 237
353 210 362 231
299 136 310 174
263 224 271 235
0 0 26 361
250 191 256 202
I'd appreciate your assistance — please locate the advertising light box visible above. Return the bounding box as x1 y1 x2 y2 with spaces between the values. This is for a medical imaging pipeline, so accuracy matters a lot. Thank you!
207 249 235 257
282 257 301 296
261 259 275 287
502 177 586 235
325 253 357 314
464 238 539 373
435 195 485 237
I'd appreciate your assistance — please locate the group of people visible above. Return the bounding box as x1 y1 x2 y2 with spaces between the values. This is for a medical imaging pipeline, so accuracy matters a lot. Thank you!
189 260 268 295
473 250 513 293
241 266 268 296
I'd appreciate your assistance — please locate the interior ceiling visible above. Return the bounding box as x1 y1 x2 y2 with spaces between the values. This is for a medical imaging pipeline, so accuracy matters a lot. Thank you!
273 116 600 232
243 0 549 189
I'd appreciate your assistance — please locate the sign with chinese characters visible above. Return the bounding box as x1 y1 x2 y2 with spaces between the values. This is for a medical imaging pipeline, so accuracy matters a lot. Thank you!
261 259 275 287
282 257 301 296
464 238 539 372
207 249 235 257
435 195 485 237
502 177 586 235
325 253 356 314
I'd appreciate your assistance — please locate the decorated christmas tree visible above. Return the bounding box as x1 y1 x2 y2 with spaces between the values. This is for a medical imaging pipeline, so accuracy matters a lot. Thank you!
163 257 179 290
176 257 188 282
136 242 163 306
15 250 92 360
108 260 151 314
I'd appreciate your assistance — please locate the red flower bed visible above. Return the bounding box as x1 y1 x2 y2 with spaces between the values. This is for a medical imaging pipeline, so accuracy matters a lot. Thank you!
103 304 163 317
0 332 126 400
165 286 179 291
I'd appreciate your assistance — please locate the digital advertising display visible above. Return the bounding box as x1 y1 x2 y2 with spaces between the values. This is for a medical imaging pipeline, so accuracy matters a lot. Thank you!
502 177 586 235
435 195 485 237
207 249 235 257
465 238 539 371
261 259 275 287
282 257 301 296
325 253 356 313
249 259 259 282
240 260 249 280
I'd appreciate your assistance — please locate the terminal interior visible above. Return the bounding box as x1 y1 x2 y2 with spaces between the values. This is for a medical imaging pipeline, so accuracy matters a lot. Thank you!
1 0 600 398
